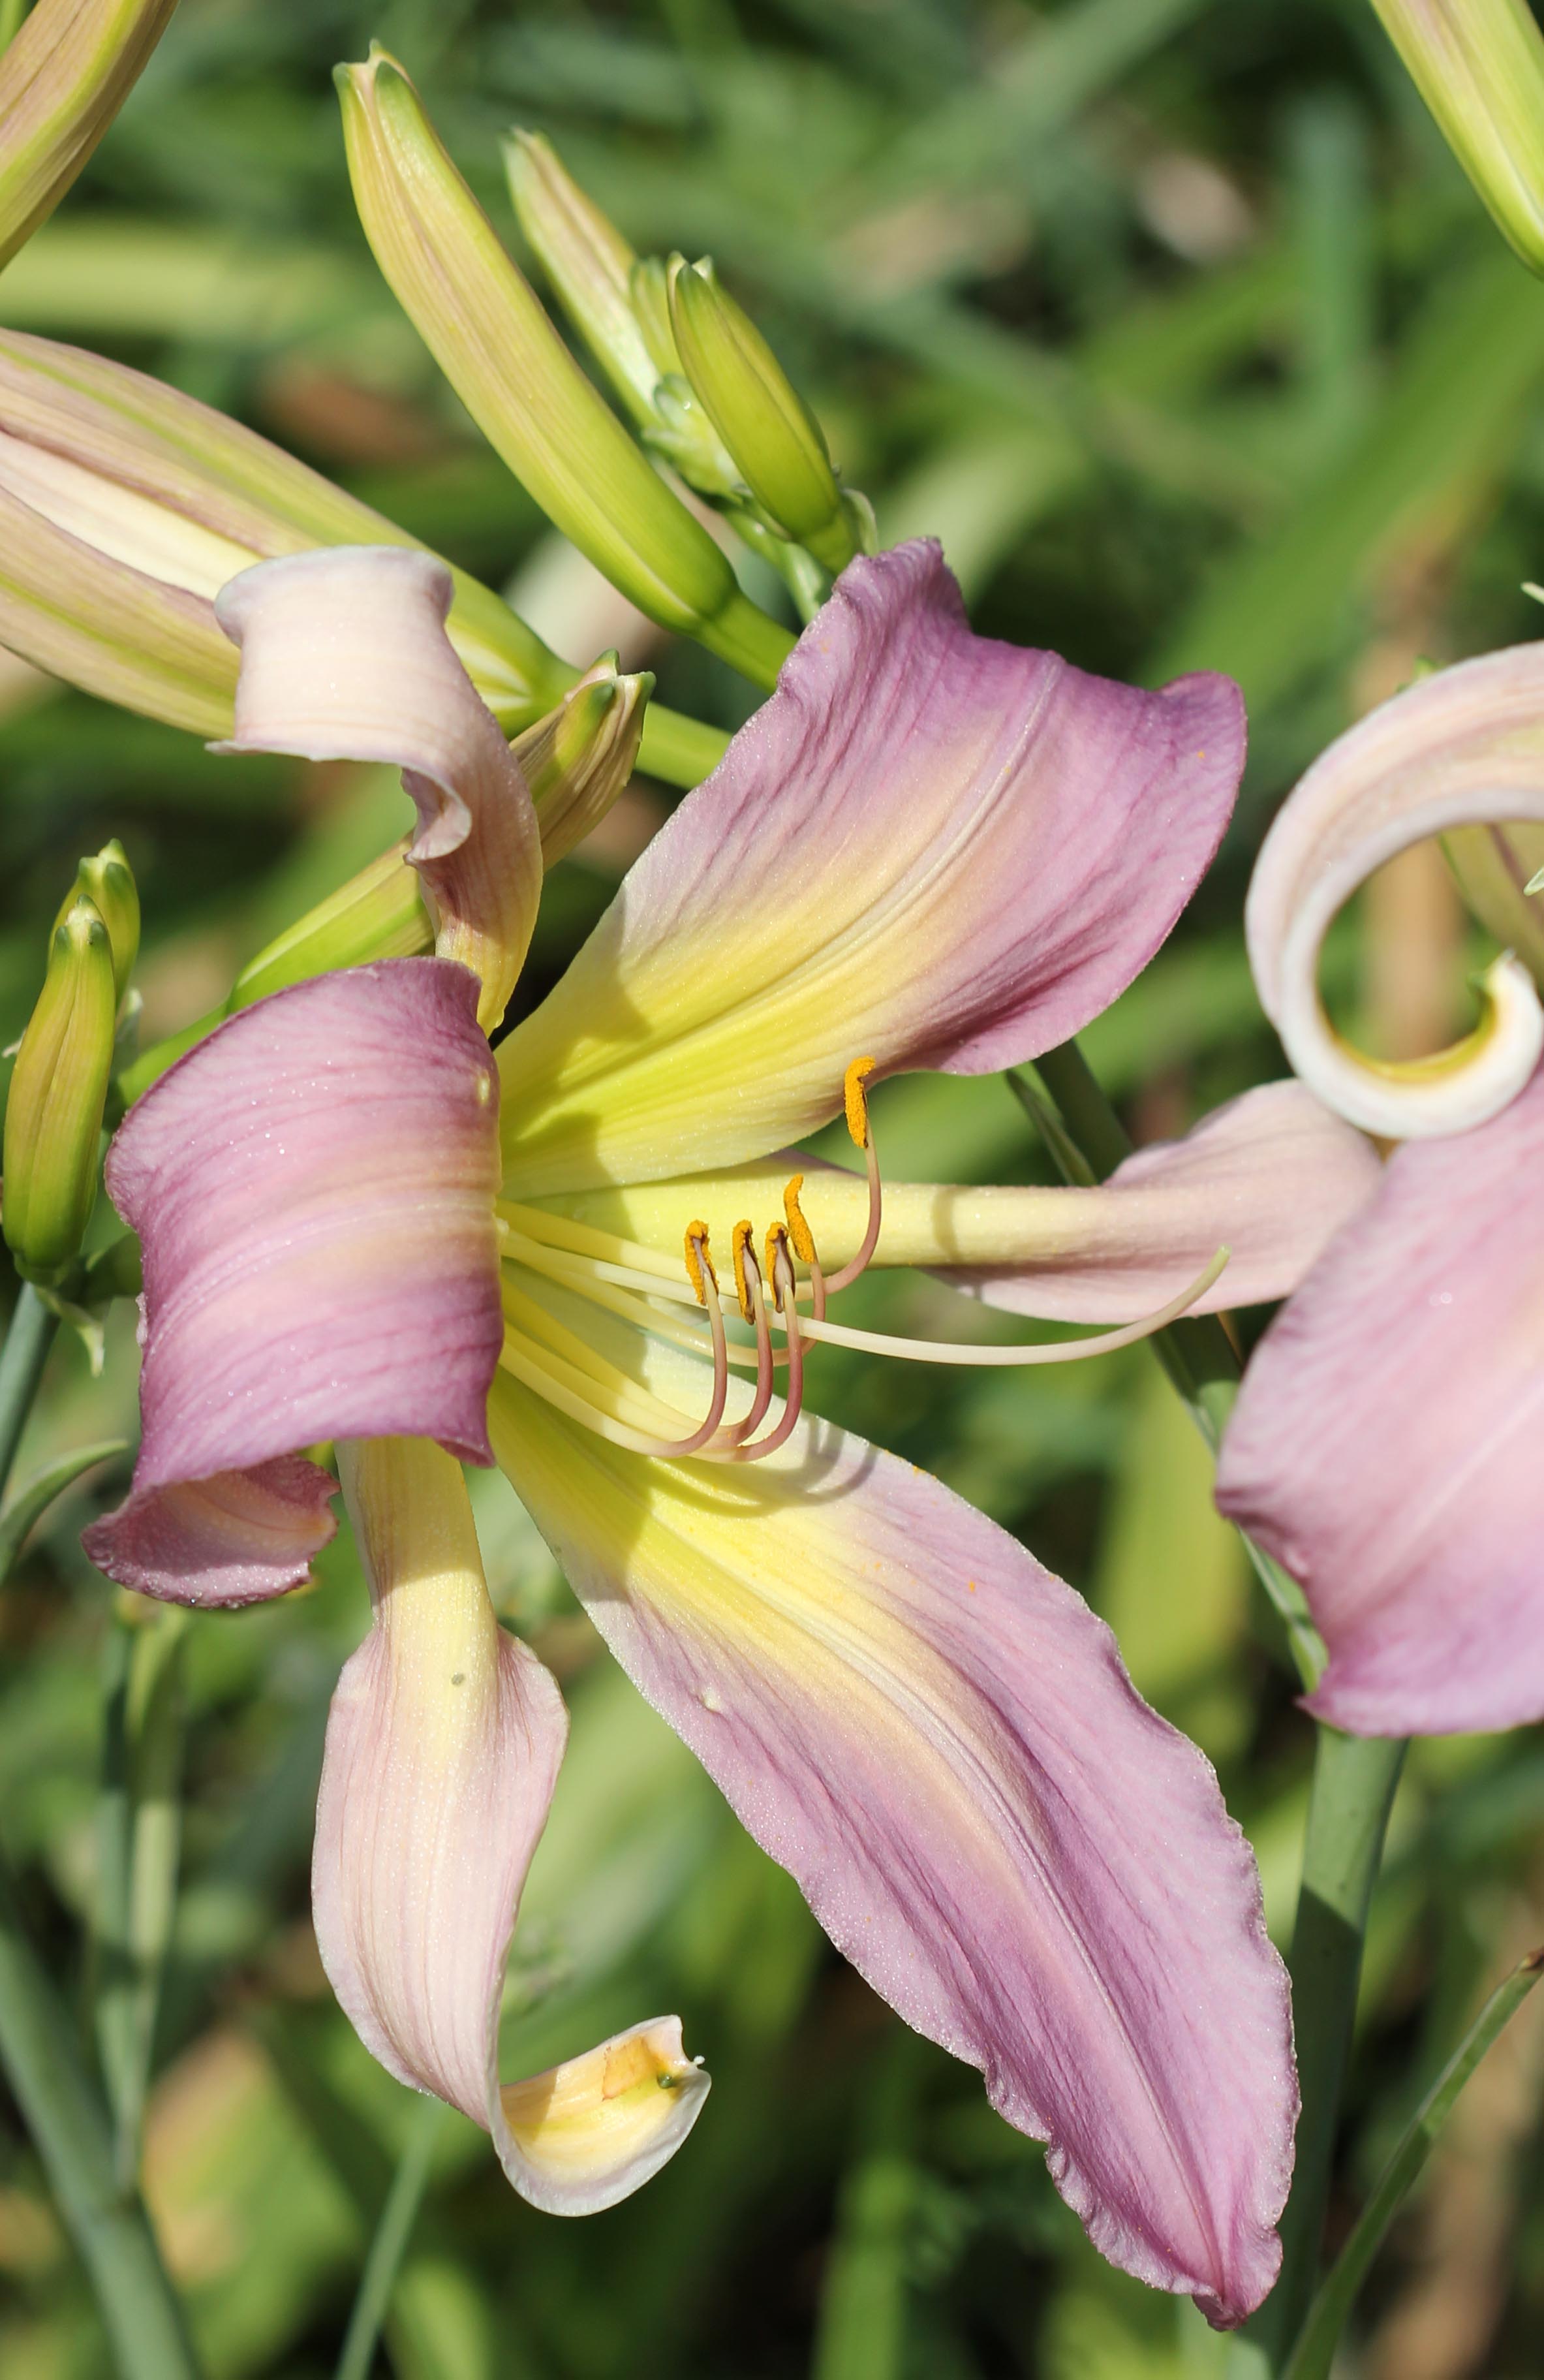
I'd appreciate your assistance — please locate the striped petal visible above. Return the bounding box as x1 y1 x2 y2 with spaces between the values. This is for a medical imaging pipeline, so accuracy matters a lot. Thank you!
533 1081 1381 1322
497 540 1244 1197
215 548 541 1031
1217 1060 1544 1736
1247 643 1544 1139
315 1436 709 2210
83 962 501 1606
486 1293 1294 2322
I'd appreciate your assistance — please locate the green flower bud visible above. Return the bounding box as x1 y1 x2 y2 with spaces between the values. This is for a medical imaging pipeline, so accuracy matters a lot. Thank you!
52 838 138 1001
667 257 855 574
3 896 116 1286
0 0 176 272
337 49 792 689
1371 0 1544 275
228 841 431 1015
504 130 661 430
517 654 653 868
0 328 573 737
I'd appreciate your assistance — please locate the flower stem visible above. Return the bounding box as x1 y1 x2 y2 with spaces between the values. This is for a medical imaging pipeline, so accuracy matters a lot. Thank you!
1015 1040 1406 2373
1248 1728 1406 2370
0 1283 57 1493
333 2096 444 2380
0 1847 203 2380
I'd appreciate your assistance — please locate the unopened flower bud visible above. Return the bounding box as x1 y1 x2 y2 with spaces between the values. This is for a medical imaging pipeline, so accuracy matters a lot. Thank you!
1371 0 1544 275
516 654 653 868
228 841 432 1014
667 257 856 573
3 896 116 1285
337 50 792 689
0 330 572 736
52 837 138 1001
0 0 176 270
503 130 660 428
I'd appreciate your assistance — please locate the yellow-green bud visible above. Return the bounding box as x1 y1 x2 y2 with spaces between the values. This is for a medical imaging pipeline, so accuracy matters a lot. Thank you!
667 257 855 574
516 655 653 868
504 130 661 429
337 50 792 690
3 896 116 1285
228 841 432 1014
1371 0 1544 275
0 0 177 272
52 838 138 1001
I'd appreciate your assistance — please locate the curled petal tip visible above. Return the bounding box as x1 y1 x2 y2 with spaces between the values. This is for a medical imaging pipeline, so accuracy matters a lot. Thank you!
501 2016 711 2216
1248 642 1544 1138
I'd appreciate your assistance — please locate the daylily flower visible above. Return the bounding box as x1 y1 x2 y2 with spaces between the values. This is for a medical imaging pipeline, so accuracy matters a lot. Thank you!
76 533 1385 2321
0 0 176 271
1217 642 1544 1735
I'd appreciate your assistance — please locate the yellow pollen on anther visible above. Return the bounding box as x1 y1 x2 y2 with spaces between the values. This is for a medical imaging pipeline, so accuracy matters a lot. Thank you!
764 1221 791 1293
782 1175 817 1265
844 1056 877 1149
731 1221 757 1322
683 1223 717 1307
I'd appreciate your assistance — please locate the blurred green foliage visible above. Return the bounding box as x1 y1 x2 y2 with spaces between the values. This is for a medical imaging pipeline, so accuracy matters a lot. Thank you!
3 1 1544 2375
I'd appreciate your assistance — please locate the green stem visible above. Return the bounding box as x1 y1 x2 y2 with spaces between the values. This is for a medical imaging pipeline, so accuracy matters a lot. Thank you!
0 1850 203 2380
636 701 731 789
333 2096 444 2380
95 1607 190 2191
1017 1040 1406 2374
0 1284 57 1493
1284 1949 1543 2380
1240 1730 1407 2372
0 0 29 52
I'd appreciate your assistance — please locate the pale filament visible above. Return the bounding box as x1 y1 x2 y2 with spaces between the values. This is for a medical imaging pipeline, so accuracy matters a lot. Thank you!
495 1059 1231 1464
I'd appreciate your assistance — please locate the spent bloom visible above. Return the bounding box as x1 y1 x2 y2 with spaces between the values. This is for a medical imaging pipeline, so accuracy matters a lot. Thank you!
69 535 1395 2322
1217 642 1544 1735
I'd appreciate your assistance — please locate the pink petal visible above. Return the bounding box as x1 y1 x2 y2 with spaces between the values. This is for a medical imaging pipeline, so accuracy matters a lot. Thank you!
215 548 542 1031
487 1340 1294 2322
84 962 502 1606
314 1437 709 2210
497 539 1243 1195
1217 1060 1544 1735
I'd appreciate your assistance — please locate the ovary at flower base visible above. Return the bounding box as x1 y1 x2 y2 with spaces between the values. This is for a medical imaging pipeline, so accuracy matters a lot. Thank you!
78 533 1382 2324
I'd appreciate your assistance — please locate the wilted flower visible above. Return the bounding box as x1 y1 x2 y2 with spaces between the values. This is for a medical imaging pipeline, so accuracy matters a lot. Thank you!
1216 643 1544 1733
62 533 1376 2321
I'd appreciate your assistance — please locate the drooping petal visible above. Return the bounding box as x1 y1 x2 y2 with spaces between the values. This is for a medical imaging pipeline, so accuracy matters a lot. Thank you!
497 540 1244 1196
83 961 502 1606
315 1436 709 2211
215 548 542 1032
533 1081 1381 1321
486 1293 1294 2323
1217 1060 1544 1736
1246 643 1544 1138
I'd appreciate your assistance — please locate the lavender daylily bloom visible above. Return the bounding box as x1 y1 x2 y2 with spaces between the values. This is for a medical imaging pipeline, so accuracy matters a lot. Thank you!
85 536 1329 2319
1216 642 1544 1735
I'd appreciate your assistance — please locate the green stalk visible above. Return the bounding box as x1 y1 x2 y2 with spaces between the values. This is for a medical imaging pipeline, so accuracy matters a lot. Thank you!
0 1283 57 1492
1016 1039 1406 2375
0 1853 202 2380
636 702 731 789
1282 1947 1543 2380
333 2097 445 2380
95 1604 190 2190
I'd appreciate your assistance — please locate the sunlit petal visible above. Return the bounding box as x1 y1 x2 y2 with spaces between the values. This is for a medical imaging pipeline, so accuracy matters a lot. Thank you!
84 962 501 1605
487 1296 1293 2323
215 548 542 1031
315 1437 709 2211
1218 1059 1544 1735
497 540 1244 1195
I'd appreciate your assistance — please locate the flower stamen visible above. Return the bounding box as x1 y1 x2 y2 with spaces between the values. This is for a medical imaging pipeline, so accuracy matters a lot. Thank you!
824 1056 881 1294
732 1225 805 1462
